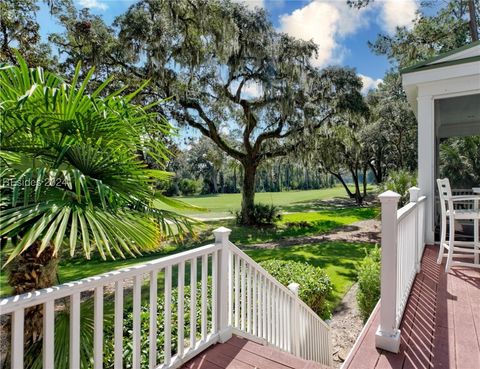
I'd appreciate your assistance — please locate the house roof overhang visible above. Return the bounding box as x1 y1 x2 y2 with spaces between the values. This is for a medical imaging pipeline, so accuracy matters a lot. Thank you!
401 42 480 138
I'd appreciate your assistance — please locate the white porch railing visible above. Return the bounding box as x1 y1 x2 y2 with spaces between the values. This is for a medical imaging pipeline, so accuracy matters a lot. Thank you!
0 227 332 369
375 187 427 353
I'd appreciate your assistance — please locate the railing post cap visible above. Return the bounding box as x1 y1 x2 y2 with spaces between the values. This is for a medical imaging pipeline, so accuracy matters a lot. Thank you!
409 186 420 202
213 227 232 234
378 190 401 203
288 282 300 295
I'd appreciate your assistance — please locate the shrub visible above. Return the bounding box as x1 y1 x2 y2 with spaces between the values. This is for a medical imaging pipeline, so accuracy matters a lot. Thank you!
235 203 282 225
356 247 381 321
103 281 212 369
381 169 417 206
178 178 202 196
259 259 333 319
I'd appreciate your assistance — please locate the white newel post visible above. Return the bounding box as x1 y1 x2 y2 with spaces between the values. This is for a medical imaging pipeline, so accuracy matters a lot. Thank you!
214 227 233 343
375 190 401 353
409 186 421 272
288 283 300 357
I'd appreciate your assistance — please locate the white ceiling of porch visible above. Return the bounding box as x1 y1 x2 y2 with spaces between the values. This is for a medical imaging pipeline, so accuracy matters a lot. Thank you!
435 93 480 138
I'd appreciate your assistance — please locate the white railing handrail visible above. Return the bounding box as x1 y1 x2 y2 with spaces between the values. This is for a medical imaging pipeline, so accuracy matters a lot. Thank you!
227 241 331 331
0 227 332 369
375 187 427 354
0 243 221 314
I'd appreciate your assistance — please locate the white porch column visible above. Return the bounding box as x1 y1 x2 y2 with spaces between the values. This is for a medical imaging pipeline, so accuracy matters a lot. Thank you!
417 93 435 244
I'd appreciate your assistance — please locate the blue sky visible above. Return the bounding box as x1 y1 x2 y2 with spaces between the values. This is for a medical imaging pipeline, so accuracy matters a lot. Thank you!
38 0 422 93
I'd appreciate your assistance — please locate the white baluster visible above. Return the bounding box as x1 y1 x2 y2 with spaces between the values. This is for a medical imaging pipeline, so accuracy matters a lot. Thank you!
70 292 80 369
94 286 103 369
190 257 197 349
177 262 185 357
252 269 257 337
211 251 218 334
132 275 142 369
149 270 158 369
43 300 54 369
201 254 208 341
234 255 240 328
246 263 251 334
114 280 123 369
164 265 172 364
240 259 246 331
11 309 24 369
288 283 300 357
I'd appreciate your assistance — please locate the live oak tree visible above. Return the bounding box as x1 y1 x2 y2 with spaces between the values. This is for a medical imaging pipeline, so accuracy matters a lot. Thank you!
50 0 365 224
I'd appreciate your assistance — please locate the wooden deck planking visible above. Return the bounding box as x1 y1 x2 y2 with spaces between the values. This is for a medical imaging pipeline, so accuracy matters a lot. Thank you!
181 335 328 369
343 245 480 369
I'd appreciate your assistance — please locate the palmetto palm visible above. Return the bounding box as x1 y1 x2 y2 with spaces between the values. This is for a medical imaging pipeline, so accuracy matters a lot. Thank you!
0 55 192 344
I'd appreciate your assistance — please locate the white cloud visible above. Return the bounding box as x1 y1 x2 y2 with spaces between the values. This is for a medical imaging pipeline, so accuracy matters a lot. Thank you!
377 0 419 34
77 0 108 10
279 1 371 68
232 0 265 9
359 74 383 95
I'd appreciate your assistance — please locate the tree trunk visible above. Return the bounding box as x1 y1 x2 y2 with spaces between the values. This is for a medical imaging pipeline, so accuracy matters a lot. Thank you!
350 169 364 205
240 162 257 225
211 167 218 193
233 166 237 192
329 171 355 199
468 0 479 41
363 166 368 198
8 242 59 347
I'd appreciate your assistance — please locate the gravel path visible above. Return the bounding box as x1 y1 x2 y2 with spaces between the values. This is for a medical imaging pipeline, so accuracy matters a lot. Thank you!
330 283 364 368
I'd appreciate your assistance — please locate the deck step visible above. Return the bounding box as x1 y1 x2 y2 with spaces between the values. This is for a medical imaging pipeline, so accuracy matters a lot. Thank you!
181 335 330 369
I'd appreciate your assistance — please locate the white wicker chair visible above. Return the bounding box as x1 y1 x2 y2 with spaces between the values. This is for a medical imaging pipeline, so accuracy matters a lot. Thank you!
436 178 480 272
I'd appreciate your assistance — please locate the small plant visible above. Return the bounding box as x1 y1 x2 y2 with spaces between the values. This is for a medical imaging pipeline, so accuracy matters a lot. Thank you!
356 247 381 321
235 203 282 226
381 169 417 206
259 259 333 319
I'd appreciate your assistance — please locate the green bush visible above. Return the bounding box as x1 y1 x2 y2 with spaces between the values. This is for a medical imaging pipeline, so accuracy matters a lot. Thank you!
103 281 212 369
235 203 282 225
259 259 333 319
356 247 381 321
178 178 202 196
381 169 417 206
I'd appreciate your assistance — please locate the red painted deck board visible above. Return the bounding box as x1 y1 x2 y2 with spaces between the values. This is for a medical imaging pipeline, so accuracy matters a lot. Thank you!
343 245 480 369
181 335 329 369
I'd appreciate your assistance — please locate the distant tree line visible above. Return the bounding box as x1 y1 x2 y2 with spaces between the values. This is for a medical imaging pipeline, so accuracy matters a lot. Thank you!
162 137 339 196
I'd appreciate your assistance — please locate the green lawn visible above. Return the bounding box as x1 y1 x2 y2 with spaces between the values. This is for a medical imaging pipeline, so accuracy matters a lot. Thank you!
156 186 374 219
196 206 379 245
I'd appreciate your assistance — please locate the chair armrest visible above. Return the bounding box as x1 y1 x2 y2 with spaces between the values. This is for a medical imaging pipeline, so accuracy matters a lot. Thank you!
451 195 480 201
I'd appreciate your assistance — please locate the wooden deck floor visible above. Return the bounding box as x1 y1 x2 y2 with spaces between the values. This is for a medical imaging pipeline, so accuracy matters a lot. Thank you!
181 335 329 369
343 245 480 369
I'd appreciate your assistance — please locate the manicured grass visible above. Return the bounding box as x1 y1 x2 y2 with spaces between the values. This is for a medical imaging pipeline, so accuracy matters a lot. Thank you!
155 186 375 219
245 241 377 307
197 206 379 245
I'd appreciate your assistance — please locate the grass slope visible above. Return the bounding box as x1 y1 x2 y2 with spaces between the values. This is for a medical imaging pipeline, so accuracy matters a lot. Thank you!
155 186 372 219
